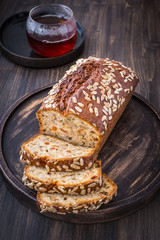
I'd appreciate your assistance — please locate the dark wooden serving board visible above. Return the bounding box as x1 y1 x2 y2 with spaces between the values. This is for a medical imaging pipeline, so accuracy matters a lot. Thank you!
0 85 160 224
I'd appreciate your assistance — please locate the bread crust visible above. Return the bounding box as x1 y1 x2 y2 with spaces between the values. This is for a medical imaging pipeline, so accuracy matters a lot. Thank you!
98 87 135 151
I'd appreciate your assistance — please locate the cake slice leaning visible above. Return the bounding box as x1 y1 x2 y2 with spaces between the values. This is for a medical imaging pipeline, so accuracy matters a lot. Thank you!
37 173 117 214
20 134 97 172
22 160 102 195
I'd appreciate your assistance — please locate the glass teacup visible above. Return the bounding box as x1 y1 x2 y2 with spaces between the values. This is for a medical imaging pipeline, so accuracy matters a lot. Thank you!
26 4 77 57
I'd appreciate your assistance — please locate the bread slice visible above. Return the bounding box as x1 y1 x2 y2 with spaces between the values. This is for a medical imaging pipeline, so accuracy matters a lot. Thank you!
22 160 102 195
37 57 139 150
37 173 117 214
20 134 97 172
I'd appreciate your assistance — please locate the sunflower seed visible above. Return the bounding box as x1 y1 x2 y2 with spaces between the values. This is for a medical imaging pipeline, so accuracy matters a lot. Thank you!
70 164 81 170
94 107 99 116
88 162 93 168
71 186 79 193
89 107 93 113
56 166 62 171
45 165 50 173
81 189 86 195
73 210 79 214
78 102 84 107
79 158 84 166
38 187 47 192
75 106 82 112
62 165 69 170
88 182 96 188
72 97 77 103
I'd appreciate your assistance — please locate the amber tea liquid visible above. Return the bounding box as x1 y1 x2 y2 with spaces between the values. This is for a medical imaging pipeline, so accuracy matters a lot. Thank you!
27 15 77 57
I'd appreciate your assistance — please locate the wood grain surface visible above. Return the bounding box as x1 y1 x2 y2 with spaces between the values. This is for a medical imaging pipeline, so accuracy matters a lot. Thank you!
0 0 160 239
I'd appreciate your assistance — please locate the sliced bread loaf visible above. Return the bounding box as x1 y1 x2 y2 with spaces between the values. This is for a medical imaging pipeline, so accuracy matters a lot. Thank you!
22 160 102 195
37 173 117 214
37 57 139 150
20 134 96 172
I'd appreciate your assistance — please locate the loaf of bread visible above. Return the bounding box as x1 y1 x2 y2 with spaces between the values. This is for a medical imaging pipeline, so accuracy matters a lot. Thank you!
37 57 139 151
37 173 117 214
20 57 139 215
20 134 96 172
22 160 102 195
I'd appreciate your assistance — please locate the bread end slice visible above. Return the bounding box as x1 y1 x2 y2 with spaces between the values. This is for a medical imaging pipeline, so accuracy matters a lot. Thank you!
37 173 117 214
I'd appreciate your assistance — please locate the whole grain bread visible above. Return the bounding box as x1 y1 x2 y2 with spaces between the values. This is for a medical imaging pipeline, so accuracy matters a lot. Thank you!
37 173 117 214
22 160 102 195
20 134 96 172
37 57 139 151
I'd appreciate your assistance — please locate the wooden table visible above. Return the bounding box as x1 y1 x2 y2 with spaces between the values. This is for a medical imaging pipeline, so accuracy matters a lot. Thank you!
0 0 160 239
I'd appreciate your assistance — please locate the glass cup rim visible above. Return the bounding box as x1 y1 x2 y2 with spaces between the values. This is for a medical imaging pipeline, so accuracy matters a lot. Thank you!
28 4 74 26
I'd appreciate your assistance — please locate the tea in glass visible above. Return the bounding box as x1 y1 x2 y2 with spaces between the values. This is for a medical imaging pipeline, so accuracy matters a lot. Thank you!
26 4 77 57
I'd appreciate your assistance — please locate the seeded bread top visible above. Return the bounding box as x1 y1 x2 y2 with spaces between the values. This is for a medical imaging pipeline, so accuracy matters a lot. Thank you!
41 57 139 134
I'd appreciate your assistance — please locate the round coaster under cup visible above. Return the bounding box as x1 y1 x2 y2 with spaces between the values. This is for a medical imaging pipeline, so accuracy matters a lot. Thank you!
0 12 85 68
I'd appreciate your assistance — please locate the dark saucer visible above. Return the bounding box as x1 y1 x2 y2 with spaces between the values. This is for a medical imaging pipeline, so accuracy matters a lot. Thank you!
0 12 85 68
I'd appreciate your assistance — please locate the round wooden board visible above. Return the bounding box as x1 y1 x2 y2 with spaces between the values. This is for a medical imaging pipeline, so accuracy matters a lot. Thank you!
0 85 160 224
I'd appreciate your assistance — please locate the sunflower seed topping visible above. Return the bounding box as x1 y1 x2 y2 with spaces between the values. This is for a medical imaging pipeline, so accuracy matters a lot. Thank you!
72 97 77 103
75 106 82 112
94 107 99 116
89 107 93 113
78 102 84 107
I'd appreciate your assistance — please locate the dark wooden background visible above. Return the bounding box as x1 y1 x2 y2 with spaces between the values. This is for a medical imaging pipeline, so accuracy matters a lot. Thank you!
0 0 160 239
